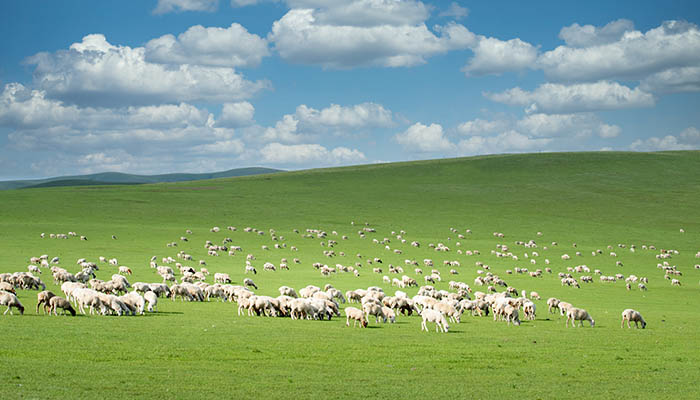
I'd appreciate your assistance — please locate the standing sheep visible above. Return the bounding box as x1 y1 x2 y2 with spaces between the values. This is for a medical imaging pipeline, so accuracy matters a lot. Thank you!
566 307 595 327
345 307 368 328
621 309 646 329
49 296 76 316
0 291 25 315
420 309 449 333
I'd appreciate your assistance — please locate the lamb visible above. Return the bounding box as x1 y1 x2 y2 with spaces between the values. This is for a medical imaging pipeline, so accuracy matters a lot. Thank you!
214 273 232 284
118 266 132 275
0 291 24 315
530 291 541 300
49 296 76 316
243 278 258 290
278 286 298 298
144 291 158 312
420 308 449 333
433 302 461 324
345 307 368 327
36 290 56 314
558 301 574 316
566 307 595 327
621 309 646 329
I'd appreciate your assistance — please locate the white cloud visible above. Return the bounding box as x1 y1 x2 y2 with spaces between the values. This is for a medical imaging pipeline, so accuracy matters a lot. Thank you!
598 123 621 139
486 81 655 114
145 23 269 68
257 102 394 143
630 127 700 151
295 102 393 130
539 20 700 82
192 139 246 154
462 37 538 76
394 122 454 153
27 34 269 107
439 2 468 19
287 0 430 27
153 0 219 14
456 118 507 136
259 142 366 165
217 102 255 127
231 0 263 6
640 66 700 94
269 8 475 68
517 113 620 139
558 19 635 48
457 130 552 155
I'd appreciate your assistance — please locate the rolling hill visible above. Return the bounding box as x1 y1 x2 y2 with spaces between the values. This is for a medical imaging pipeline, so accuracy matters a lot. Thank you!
0 167 282 190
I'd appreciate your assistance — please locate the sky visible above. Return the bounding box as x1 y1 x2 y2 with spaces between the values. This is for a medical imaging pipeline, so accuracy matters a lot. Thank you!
1 0 700 179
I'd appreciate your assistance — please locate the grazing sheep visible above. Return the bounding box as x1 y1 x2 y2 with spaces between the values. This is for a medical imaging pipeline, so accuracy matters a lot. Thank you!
49 296 76 316
243 278 258 290
566 307 595 327
0 291 24 315
420 308 449 333
36 290 56 314
118 266 132 275
345 307 368 328
144 291 158 312
621 309 646 329
381 306 396 323
504 305 521 326
530 291 541 300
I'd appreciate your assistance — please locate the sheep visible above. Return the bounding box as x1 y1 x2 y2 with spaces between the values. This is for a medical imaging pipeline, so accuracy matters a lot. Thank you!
530 291 541 300
0 291 25 315
671 279 681 286
433 302 461 324
566 307 595 327
504 305 521 326
381 306 396 323
243 278 258 290
214 273 232 284
120 292 145 315
245 266 257 275
621 309 646 329
546 298 560 314
363 302 387 323
558 301 574 317
420 308 449 333
49 296 76 316
279 286 298 298
36 290 56 314
144 291 158 312
345 307 368 327
118 266 132 275
523 300 536 321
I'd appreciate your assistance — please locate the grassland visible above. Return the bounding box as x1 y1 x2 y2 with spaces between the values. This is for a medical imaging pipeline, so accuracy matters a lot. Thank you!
1 151 699 399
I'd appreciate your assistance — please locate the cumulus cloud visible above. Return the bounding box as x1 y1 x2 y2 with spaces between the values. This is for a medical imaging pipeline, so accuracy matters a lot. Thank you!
539 20 700 82
558 19 635 48
257 102 394 143
153 0 219 14
457 130 552 155
394 122 454 153
486 81 655 114
439 2 468 19
0 83 247 153
259 142 366 165
640 66 700 94
269 6 476 68
26 34 269 107
462 37 538 76
456 118 508 136
630 127 700 151
145 23 269 68
516 113 621 139
217 102 256 127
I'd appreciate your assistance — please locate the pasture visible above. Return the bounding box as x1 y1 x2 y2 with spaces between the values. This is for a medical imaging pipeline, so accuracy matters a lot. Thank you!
1 151 699 399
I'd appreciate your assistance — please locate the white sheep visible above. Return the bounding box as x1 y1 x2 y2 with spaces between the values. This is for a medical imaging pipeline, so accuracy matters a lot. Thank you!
0 291 25 315
144 291 158 312
420 308 449 333
345 307 367 327
621 309 646 329
566 307 595 327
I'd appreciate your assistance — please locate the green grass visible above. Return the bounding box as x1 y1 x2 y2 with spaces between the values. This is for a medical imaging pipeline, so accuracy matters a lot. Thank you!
1 151 699 399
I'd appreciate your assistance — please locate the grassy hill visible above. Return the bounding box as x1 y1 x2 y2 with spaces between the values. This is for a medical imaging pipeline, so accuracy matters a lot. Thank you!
0 151 699 399
0 167 282 190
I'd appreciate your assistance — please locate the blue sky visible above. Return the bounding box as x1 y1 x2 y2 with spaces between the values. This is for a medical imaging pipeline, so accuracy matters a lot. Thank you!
1 0 699 179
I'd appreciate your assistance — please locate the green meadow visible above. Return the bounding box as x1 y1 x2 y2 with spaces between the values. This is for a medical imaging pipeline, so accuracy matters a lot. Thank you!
1 151 699 399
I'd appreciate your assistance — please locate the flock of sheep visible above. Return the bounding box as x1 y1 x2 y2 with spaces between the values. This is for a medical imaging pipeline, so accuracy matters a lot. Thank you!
2 223 695 334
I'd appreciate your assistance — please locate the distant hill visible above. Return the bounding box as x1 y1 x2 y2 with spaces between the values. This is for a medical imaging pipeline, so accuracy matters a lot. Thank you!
0 167 282 190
